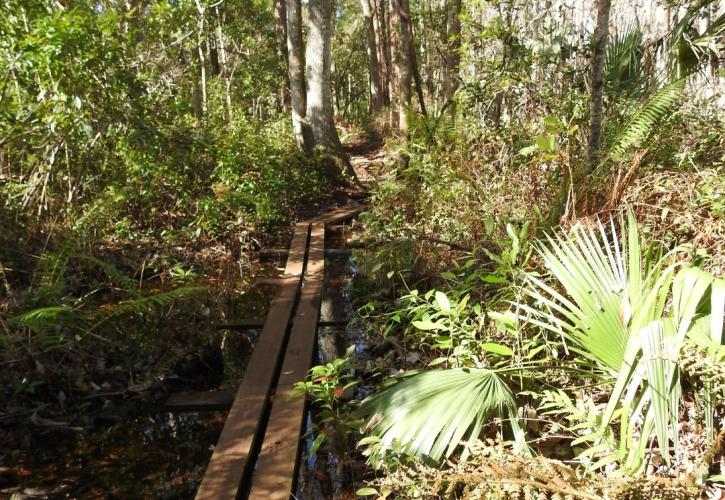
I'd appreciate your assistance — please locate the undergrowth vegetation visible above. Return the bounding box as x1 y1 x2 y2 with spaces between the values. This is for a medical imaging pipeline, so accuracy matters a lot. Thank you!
287 1 725 497
1 0 724 497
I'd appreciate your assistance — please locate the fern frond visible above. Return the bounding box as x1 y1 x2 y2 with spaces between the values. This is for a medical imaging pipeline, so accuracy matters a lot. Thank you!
91 286 205 322
610 79 685 157
32 237 78 301
74 254 139 293
8 305 78 335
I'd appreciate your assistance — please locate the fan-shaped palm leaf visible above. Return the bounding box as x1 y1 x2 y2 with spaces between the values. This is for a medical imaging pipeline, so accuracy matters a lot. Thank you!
518 211 723 470
357 368 522 462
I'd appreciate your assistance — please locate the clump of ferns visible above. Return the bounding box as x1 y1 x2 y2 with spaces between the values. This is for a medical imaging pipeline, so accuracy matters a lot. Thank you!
6 241 203 347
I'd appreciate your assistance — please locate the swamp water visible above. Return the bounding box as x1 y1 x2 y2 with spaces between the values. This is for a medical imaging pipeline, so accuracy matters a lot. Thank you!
5 229 369 499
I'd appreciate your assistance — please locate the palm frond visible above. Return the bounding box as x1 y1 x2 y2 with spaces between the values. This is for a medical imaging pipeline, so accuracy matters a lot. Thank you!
357 368 522 462
605 24 646 97
518 211 724 470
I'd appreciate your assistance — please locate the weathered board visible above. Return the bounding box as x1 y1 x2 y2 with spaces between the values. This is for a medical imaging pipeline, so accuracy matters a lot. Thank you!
308 203 364 225
246 223 326 499
165 389 236 412
194 223 310 500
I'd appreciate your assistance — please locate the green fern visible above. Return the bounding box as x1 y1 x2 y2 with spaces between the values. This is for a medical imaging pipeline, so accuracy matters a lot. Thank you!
8 305 79 335
610 79 685 157
74 254 140 294
31 237 78 303
91 286 205 323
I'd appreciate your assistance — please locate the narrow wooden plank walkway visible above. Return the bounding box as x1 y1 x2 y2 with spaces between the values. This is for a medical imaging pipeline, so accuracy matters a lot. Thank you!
194 204 363 500
195 223 309 499
247 223 325 499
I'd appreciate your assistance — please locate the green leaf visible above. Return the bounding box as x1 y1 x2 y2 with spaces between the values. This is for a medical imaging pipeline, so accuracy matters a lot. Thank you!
519 144 539 156
356 487 380 496
481 342 513 356
357 368 521 462
412 320 446 331
310 433 327 454
435 291 451 314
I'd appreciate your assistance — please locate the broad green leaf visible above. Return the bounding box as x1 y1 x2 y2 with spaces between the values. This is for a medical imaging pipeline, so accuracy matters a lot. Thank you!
481 342 513 356
412 320 445 331
435 291 451 314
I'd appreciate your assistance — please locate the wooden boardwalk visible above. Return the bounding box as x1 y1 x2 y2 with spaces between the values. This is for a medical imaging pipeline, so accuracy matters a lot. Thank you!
191 204 363 500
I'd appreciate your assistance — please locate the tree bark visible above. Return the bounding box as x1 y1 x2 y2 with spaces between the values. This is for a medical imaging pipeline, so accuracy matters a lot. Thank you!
588 0 612 171
397 0 412 136
374 0 391 104
360 0 384 112
443 0 461 120
285 0 312 150
274 0 291 111
194 0 208 121
214 6 232 120
389 0 401 115
306 0 357 182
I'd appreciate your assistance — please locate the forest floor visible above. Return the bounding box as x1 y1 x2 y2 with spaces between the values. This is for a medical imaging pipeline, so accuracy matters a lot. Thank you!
345 133 391 187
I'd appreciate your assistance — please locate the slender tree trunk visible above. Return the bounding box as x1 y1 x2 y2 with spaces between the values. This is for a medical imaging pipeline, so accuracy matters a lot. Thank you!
389 0 401 117
286 0 312 150
306 0 357 182
361 0 384 112
397 0 412 136
194 0 207 121
588 0 612 171
274 0 291 111
380 0 393 105
373 0 390 104
214 6 232 120
444 0 461 120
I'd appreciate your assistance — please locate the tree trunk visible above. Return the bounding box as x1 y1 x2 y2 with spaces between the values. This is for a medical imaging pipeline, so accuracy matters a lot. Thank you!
374 0 391 104
389 0 401 116
285 0 312 150
588 0 612 171
306 0 357 182
274 0 291 111
360 0 384 112
443 0 461 120
214 6 232 121
397 0 412 136
194 0 207 121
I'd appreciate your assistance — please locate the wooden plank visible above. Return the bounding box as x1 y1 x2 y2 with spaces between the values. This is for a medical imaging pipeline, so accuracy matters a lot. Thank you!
246 223 326 500
259 248 351 258
307 204 364 225
216 318 349 331
255 276 299 286
195 222 310 500
165 389 236 412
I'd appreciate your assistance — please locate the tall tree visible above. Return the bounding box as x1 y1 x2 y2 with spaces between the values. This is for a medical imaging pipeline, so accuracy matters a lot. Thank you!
389 0 401 114
374 0 391 104
360 0 384 112
588 0 612 170
443 0 462 120
306 0 356 181
274 0 290 111
396 0 412 135
285 0 312 150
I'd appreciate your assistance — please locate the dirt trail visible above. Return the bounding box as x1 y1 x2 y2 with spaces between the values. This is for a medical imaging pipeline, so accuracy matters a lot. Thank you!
344 134 391 186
